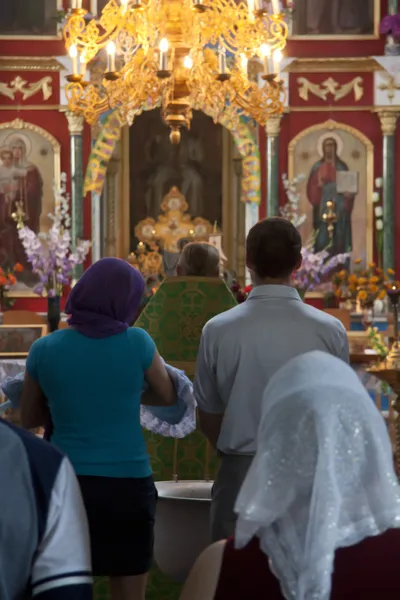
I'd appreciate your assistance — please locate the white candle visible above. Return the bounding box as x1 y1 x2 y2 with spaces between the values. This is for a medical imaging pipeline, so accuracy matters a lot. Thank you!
71 0 77 9
76 0 82 8
79 52 86 78
260 43 270 75
218 46 226 74
273 49 282 77
69 45 78 75
240 54 248 74
255 0 263 9
91 0 98 15
375 177 383 189
120 0 128 14
159 38 169 70
271 0 280 14
247 0 255 20
107 41 116 72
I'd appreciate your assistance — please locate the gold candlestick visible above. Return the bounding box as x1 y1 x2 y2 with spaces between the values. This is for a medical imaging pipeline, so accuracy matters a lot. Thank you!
322 200 337 240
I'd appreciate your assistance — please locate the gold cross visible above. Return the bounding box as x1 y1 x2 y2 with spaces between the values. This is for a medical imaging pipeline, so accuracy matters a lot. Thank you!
11 201 27 230
378 75 400 103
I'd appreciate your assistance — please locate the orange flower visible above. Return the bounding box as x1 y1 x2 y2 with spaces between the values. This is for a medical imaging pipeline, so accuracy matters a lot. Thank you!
378 289 387 300
7 274 16 285
0 275 7 286
369 276 379 284
354 259 362 265
349 285 357 293
368 262 376 269
358 290 368 301
358 277 367 286
387 268 395 276
349 274 358 285
13 263 23 273
335 288 342 298
368 284 378 294
338 270 346 279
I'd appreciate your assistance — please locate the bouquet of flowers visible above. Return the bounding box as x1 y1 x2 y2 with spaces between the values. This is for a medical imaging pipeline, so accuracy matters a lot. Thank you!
331 261 397 307
293 246 349 297
0 263 23 294
16 174 90 297
0 263 24 311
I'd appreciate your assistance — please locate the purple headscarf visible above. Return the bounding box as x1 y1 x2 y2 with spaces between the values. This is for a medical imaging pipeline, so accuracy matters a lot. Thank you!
65 258 145 338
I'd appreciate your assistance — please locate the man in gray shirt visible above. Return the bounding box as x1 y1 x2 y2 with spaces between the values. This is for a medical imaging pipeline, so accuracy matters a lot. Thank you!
194 217 349 541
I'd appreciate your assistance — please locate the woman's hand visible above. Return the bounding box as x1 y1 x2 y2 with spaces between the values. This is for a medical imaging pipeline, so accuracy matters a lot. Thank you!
143 351 176 406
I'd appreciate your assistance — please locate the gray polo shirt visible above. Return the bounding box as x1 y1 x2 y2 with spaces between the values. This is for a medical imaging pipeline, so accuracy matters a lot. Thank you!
194 285 349 454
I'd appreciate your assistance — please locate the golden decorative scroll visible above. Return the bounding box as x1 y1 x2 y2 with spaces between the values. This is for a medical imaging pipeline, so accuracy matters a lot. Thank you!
0 76 53 101
297 76 364 103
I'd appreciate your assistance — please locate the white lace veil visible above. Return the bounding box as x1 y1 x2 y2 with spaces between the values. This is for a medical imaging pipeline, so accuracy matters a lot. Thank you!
235 351 400 600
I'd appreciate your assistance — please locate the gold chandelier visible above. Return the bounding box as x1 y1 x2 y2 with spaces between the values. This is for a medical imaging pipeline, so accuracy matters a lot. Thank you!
64 0 288 143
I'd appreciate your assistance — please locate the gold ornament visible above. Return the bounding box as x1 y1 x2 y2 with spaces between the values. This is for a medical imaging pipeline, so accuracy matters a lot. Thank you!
63 0 288 140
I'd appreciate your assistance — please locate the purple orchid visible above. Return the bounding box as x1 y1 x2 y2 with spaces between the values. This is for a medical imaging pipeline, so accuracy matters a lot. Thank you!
293 247 349 293
18 176 91 297
380 13 400 36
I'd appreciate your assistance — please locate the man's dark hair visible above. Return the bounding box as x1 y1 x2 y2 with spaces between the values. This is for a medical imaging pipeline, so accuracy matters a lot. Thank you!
246 217 302 279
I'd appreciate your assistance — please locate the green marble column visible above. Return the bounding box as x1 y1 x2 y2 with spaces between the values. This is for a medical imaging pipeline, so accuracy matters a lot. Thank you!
266 115 281 217
66 111 85 281
388 0 398 14
378 111 399 272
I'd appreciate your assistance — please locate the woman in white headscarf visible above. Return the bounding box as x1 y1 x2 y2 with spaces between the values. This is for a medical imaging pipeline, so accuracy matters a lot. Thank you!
180 351 400 600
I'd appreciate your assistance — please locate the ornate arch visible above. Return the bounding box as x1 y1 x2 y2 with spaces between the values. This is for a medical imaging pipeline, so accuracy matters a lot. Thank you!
288 119 374 262
85 107 260 205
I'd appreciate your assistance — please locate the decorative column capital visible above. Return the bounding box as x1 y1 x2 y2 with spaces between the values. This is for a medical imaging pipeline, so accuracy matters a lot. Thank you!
65 110 84 135
265 114 282 137
376 110 400 136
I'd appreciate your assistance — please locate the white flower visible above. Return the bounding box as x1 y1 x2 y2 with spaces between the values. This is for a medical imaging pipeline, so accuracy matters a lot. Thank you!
372 192 380 203
375 206 383 217
376 219 383 231
375 177 383 189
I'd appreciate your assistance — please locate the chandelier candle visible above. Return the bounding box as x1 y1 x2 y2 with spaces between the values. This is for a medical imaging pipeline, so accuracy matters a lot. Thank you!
271 0 280 14
218 46 227 74
159 38 169 71
106 41 116 72
261 44 272 76
69 45 78 76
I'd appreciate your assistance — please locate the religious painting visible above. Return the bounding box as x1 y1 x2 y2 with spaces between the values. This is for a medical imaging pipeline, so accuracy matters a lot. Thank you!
129 109 223 248
0 121 60 293
291 0 379 38
288 121 373 264
0 324 47 357
0 0 62 38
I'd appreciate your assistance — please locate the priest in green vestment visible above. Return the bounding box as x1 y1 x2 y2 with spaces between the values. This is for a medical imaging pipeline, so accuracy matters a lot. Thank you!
135 242 237 481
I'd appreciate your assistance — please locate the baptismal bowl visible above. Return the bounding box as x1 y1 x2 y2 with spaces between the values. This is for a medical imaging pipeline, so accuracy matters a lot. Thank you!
154 480 213 582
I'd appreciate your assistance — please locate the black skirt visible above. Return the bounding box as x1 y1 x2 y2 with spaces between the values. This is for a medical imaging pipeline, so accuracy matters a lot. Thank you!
77 474 157 577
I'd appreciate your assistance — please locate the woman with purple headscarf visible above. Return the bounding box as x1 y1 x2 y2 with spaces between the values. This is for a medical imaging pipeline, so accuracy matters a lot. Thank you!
20 258 176 600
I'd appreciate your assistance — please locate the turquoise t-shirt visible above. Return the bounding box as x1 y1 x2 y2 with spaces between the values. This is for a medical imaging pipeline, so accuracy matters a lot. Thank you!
26 327 156 478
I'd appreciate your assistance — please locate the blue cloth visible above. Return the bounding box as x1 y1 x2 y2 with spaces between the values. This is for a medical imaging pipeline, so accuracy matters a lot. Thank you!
26 327 156 478
140 363 196 437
